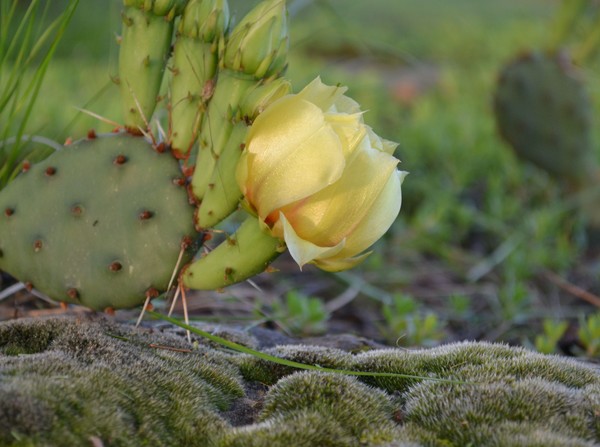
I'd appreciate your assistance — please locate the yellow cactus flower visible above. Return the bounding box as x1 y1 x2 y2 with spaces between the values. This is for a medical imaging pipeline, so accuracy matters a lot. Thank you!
237 77 407 272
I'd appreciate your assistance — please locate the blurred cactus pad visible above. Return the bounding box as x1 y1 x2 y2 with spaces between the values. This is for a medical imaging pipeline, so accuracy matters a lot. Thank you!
1 315 599 446
494 50 598 187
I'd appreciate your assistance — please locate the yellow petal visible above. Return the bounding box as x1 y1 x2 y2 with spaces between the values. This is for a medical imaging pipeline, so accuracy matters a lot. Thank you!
296 77 349 112
381 138 399 156
324 112 366 161
245 96 345 218
236 150 250 196
280 212 346 269
333 93 361 114
366 126 399 155
335 169 407 259
313 251 372 272
282 136 401 248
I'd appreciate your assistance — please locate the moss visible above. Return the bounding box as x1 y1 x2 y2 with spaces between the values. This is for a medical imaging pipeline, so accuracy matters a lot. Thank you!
351 342 600 392
0 317 238 446
220 408 356 447
1 316 599 446
237 344 354 384
404 378 596 445
260 371 398 444
0 317 62 355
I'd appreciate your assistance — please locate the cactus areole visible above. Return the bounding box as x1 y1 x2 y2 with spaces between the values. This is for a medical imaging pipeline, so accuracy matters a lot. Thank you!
0 133 198 310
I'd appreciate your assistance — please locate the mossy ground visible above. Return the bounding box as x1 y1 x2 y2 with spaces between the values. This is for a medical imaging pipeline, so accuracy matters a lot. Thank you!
0 315 598 446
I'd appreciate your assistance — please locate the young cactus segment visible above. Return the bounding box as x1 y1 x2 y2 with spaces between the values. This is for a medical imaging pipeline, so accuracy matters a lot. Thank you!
119 0 187 133
190 0 288 202
169 0 229 158
195 78 291 229
494 50 597 188
195 122 247 229
0 133 198 310
182 215 283 290
191 70 256 200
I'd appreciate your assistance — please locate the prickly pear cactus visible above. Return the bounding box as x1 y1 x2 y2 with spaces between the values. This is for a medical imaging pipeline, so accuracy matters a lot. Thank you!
494 50 597 186
0 133 197 310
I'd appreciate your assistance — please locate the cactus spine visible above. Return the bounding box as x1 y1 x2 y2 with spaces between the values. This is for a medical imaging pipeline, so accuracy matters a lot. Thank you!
119 0 187 133
169 0 229 158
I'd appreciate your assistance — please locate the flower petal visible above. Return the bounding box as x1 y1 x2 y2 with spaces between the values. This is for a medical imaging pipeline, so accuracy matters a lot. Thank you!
296 77 348 112
280 212 345 269
313 251 372 272
245 96 346 219
324 112 366 161
236 150 250 196
281 136 402 248
335 169 407 259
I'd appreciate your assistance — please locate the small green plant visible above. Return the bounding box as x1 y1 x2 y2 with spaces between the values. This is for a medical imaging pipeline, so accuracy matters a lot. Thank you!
0 0 79 188
497 277 530 323
448 293 472 319
270 291 330 336
578 311 600 357
380 294 445 347
534 319 568 354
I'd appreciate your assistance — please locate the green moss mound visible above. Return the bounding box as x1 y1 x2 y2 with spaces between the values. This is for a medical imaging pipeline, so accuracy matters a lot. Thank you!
0 316 599 446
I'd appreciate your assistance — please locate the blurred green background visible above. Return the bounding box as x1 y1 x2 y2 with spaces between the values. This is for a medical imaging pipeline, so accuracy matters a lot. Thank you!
3 0 600 356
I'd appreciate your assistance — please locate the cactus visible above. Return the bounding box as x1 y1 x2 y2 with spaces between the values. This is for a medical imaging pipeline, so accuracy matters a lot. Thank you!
494 49 600 236
169 0 229 158
494 50 597 187
0 133 198 310
178 0 292 293
195 78 291 229
119 0 187 133
182 214 283 290
190 0 288 205
0 0 292 306
172 0 293 294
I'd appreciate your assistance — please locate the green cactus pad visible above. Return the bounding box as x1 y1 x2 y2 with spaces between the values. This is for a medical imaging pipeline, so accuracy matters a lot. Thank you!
494 50 597 185
0 133 197 309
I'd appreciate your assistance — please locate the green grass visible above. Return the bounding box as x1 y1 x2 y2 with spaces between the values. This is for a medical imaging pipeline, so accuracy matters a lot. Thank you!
3 0 600 355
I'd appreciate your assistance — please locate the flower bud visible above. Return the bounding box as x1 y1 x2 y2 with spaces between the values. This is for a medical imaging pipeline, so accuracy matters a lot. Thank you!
152 0 187 16
237 77 407 271
124 0 187 17
240 77 292 119
178 0 229 41
223 0 288 78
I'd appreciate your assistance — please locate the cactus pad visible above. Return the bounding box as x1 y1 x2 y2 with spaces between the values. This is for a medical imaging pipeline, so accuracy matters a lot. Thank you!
0 133 197 310
494 50 597 184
